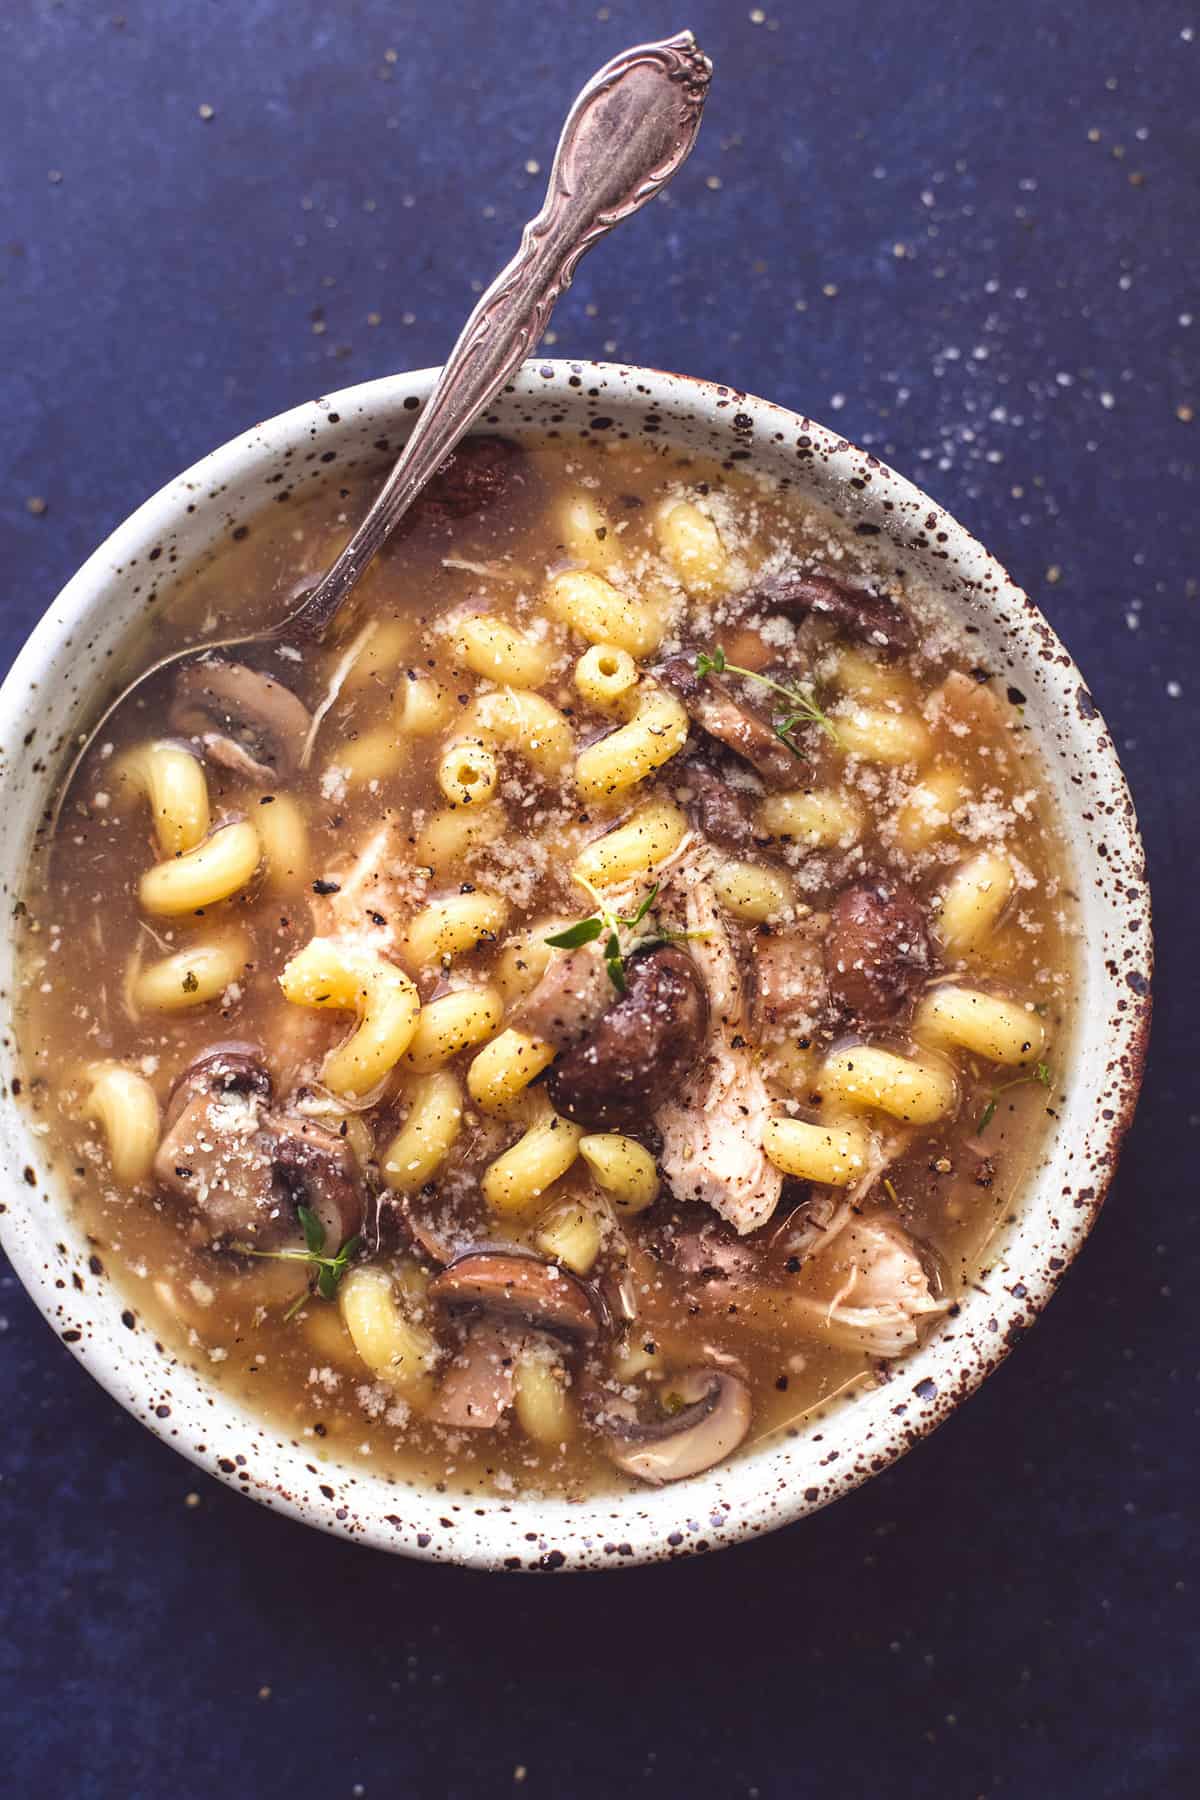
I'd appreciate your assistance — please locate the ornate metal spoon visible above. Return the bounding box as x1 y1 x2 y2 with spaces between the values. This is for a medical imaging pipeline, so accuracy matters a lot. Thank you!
54 29 711 815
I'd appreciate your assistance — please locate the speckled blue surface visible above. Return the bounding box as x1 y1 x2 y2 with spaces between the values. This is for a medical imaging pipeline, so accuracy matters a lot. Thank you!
1 2 1196 1795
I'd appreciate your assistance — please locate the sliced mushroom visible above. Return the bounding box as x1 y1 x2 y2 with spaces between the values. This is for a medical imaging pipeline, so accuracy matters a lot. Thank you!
547 943 709 1131
743 570 914 657
154 1042 362 1249
510 942 611 1051
674 759 762 855
752 917 829 1036
603 1368 752 1484
171 661 313 783
657 654 798 786
429 1250 606 1346
426 1321 520 1428
161 1040 271 1135
416 434 524 520
153 1049 280 1247
265 1113 363 1249
824 878 932 1023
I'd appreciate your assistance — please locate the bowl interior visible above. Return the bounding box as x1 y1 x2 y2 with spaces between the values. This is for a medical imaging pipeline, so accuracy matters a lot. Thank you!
0 363 1151 1568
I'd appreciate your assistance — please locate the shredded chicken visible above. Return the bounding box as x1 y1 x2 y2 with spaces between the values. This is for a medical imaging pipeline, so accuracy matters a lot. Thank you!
772 1188 850 1262
655 869 784 1235
599 826 699 922
266 1002 338 1100
311 822 403 955
794 1216 950 1357
299 621 378 769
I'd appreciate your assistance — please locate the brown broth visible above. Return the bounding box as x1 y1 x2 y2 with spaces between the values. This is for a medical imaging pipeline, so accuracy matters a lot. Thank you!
13 433 1076 1500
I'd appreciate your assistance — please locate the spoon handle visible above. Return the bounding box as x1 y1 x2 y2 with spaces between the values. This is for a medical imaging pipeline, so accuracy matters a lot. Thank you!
290 30 711 639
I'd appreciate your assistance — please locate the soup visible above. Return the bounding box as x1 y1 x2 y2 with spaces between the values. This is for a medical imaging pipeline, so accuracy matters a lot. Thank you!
14 431 1074 1497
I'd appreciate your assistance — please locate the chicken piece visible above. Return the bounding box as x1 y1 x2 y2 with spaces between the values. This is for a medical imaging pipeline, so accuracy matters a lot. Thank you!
263 1001 339 1099
653 1218 761 1312
655 875 784 1235
311 822 404 956
795 1216 949 1357
928 669 1008 736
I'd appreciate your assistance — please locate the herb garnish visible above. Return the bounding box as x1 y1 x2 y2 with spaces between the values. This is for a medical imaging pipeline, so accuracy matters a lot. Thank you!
545 877 699 993
234 1203 361 1322
977 1062 1052 1133
695 646 840 759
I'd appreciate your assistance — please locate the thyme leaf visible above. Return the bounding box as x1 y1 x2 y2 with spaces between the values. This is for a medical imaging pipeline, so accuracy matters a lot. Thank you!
694 645 840 750
977 1061 1053 1133
545 878 678 993
627 881 660 927
298 1202 326 1256
233 1212 361 1322
544 916 605 950
604 932 628 994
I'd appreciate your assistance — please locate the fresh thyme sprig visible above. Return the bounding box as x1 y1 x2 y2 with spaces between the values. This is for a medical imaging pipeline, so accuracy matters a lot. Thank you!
234 1204 361 1322
545 877 699 993
695 646 840 757
977 1062 1052 1133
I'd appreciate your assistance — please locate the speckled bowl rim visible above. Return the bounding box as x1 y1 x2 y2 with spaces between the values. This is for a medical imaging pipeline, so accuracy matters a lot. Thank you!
0 362 1152 1571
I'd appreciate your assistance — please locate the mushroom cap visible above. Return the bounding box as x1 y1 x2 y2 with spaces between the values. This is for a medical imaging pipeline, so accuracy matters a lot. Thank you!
824 878 932 1023
510 943 611 1051
675 757 763 855
741 570 915 658
418 434 523 519
162 1040 272 1134
265 1113 363 1249
657 654 798 787
547 943 709 1132
429 1250 606 1346
426 1321 520 1429
156 1043 362 1251
603 1368 752 1485
171 660 312 783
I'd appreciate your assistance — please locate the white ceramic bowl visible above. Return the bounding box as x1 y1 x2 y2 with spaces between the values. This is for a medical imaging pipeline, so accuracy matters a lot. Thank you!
0 363 1151 1570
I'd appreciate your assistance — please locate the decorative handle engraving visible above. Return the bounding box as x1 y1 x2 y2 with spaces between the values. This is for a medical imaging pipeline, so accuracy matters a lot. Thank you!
292 30 711 638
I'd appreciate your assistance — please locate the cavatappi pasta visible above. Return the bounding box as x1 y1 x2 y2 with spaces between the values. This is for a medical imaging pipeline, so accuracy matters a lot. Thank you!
14 432 1075 1500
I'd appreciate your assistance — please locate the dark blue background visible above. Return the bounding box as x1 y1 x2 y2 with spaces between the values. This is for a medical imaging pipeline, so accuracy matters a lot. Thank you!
2 3 1196 1795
